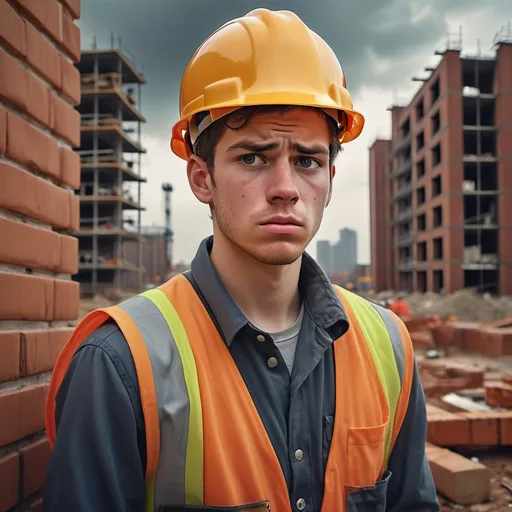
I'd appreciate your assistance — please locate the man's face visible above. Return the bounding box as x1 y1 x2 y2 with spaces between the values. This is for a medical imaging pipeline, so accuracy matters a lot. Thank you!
188 108 335 265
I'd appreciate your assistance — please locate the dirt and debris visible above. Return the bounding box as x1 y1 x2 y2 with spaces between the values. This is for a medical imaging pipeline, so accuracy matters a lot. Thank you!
372 289 512 323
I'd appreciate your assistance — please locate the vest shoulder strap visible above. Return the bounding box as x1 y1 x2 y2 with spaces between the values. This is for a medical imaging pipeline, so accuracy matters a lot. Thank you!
332 285 415 465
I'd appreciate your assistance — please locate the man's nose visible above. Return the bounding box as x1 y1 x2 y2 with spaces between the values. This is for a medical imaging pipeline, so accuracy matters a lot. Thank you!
266 159 300 204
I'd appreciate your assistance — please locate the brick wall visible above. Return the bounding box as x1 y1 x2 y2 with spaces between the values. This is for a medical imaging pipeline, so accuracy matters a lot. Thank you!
0 1 81 510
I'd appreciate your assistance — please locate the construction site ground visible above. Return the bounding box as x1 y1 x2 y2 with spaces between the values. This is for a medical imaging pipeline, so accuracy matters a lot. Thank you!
80 289 512 510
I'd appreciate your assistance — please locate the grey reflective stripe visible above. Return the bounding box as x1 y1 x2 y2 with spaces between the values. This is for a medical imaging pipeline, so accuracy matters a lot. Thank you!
370 302 405 385
119 295 189 508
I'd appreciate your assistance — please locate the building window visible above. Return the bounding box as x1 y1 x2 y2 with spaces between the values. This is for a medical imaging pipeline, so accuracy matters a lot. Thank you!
417 159 425 179
416 213 426 232
433 237 444 260
417 271 427 293
416 131 424 152
415 98 424 121
433 205 443 228
432 111 441 136
416 186 426 206
432 143 442 167
431 78 440 104
432 175 442 196
417 241 427 262
433 269 444 293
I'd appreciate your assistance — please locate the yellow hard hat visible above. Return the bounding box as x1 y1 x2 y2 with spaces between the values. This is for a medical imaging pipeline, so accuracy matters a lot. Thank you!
170 8 365 160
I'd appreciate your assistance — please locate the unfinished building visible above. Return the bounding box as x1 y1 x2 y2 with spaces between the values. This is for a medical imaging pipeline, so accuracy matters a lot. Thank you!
74 46 146 297
369 34 512 295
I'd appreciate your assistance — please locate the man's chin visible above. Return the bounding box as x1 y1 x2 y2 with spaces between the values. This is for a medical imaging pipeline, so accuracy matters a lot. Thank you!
248 240 305 266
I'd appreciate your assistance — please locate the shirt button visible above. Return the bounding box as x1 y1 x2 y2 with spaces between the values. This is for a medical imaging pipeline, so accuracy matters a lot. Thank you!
294 449 304 461
296 498 305 511
256 334 265 343
267 357 278 368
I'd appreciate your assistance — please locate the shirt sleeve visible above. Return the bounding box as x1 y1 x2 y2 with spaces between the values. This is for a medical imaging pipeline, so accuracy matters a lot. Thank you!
43 325 146 512
385 360 441 511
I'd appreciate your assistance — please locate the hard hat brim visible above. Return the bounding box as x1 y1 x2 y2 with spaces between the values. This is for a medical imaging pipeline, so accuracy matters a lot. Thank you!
170 101 364 161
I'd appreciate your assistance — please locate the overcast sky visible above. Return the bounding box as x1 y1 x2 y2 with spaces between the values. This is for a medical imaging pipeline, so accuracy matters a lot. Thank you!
78 0 510 265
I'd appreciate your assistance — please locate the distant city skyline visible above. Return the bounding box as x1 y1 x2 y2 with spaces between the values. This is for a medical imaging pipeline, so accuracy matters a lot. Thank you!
316 228 359 276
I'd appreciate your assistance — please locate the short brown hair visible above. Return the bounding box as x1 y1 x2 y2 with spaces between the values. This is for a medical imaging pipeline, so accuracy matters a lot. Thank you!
189 105 343 172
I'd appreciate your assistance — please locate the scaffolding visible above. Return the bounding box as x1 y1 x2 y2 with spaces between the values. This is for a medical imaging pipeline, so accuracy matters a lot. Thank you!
73 43 147 297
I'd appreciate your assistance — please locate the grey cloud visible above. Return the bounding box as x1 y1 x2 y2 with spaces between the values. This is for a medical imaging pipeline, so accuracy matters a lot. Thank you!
79 0 510 136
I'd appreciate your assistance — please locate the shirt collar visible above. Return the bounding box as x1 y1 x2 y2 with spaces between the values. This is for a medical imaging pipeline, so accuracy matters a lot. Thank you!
190 236 348 346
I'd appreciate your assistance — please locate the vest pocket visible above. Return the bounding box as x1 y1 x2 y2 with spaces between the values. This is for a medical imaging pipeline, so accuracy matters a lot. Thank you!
345 421 388 489
159 500 270 511
345 470 391 512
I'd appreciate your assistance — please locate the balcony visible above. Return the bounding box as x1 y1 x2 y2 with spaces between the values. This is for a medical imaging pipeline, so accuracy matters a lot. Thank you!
398 259 414 271
395 232 414 247
392 183 413 202
390 159 412 179
392 208 413 225
392 132 412 156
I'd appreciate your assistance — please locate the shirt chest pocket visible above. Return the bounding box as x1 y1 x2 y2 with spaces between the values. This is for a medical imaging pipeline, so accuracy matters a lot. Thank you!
345 422 391 512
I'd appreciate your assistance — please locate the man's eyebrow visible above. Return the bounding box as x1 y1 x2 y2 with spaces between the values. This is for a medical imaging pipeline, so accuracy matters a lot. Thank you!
227 140 330 155
227 140 279 152
292 143 329 156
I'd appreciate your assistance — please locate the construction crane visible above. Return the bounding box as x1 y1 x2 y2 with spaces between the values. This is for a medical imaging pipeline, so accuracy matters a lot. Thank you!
162 183 173 279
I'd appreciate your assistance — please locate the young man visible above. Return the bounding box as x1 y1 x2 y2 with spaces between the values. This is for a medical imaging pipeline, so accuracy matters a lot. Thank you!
44 8 439 512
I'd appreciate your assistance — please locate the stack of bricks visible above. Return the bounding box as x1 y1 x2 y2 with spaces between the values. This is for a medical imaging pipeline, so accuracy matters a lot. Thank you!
0 1 81 510
426 404 512 447
428 317 512 357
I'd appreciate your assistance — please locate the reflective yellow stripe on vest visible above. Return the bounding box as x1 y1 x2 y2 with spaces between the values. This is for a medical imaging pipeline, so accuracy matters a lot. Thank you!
333 286 402 466
141 288 204 507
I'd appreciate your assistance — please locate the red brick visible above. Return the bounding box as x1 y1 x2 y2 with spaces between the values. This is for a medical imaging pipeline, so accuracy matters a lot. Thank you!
0 162 71 228
0 217 60 271
51 92 80 146
60 146 80 189
54 279 79 320
0 104 6 155
0 272 54 321
410 331 434 349
426 443 492 505
25 20 61 89
0 331 20 383
59 53 80 105
0 46 27 111
60 13 80 62
0 0 26 57
426 404 471 446
480 328 512 357
69 192 79 231
485 382 512 408
430 322 459 348
62 0 80 19
0 452 19 511
59 234 78 274
20 329 71 376
462 413 499 446
0 384 48 447
14 0 63 44
19 437 51 498
25 72 52 128
483 317 512 329
499 412 512 445
6 112 60 179
403 315 440 332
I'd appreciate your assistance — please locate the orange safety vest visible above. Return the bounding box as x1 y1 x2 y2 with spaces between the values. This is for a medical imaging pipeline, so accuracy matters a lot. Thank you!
46 274 414 511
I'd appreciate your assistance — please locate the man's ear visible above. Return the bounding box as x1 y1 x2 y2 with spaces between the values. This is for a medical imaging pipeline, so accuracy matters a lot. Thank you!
326 165 335 207
187 155 213 205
